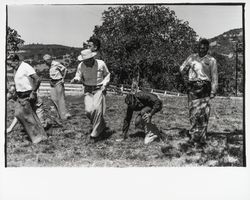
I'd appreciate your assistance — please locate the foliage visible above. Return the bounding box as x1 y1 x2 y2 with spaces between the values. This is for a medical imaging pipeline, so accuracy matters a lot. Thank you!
209 28 244 96
92 5 198 91
7 26 24 56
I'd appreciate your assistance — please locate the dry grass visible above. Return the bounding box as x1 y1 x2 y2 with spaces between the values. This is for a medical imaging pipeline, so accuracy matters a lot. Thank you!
6 94 244 167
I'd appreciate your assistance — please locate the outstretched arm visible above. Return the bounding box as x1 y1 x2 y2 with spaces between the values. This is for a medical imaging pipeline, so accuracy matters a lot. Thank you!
122 107 133 139
100 62 110 91
210 59 218 99
71 62 82 83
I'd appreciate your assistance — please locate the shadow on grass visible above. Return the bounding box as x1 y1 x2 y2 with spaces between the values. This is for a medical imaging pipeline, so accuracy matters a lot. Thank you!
99 127 116 141
129 131 145 138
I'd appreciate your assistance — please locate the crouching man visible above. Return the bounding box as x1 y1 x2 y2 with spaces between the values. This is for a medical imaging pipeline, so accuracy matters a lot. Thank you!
121 91 163 144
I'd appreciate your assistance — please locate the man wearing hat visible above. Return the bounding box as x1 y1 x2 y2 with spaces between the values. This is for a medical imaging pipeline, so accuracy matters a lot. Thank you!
71 49 110 141
43 54 71 120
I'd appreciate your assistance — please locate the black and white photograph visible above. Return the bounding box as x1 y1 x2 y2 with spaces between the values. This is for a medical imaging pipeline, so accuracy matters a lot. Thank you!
5 3 245 167
1 1 249 200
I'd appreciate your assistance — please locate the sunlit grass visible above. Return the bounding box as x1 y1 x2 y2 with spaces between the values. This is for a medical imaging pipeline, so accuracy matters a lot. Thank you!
6 94 244 167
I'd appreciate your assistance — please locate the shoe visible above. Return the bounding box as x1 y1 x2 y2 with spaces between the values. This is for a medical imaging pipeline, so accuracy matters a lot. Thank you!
144 133 158 144
195 140 207 149
65 113 72 119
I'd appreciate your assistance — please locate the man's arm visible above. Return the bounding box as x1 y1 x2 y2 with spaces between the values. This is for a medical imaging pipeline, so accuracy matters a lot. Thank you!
71 62 82 83
179 55 192 75
61 68 67 83
210 58 218 98
122 106 133 139
100 62 110 88
56 62 67 82
30 73 41 92
141 93 163 122
29 73 41 101
150 96 162 116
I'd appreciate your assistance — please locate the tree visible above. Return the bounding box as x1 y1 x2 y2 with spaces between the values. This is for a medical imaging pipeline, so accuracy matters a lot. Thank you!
7 26 25 56
92 5 198 91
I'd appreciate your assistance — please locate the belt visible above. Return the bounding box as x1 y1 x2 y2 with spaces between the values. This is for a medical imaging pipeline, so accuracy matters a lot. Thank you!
84 85 102 93
50 78 63 87
51 78 62 83
188 80 210 84
16 90 32 99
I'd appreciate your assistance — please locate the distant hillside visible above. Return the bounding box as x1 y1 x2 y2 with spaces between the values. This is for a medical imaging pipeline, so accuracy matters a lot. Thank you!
208 28 244 96
19 43 81 62
209 28 243 56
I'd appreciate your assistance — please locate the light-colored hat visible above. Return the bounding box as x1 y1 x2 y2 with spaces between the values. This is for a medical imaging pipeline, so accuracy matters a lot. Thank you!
43 54 52 61
77 49 97 61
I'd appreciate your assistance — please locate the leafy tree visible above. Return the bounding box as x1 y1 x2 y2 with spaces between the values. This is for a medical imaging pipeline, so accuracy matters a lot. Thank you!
92 5 198 91
7 26 24 56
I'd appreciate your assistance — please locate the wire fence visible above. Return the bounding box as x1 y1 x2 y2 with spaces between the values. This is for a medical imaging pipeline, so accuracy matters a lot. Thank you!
36 79 186 97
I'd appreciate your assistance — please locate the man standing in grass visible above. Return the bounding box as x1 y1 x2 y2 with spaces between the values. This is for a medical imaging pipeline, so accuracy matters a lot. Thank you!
179 38 218 148
43 54 71 120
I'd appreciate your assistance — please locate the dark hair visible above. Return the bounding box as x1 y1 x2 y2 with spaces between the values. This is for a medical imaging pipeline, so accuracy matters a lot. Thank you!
9 54 20 62
88 38 101 51
199 38 210 47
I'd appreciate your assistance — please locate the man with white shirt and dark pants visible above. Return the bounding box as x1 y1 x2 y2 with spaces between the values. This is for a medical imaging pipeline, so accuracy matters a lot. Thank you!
10 54 47 144
71 49 110 142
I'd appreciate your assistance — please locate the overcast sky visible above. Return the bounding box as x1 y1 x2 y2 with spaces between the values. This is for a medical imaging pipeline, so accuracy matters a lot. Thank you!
7 4 243 48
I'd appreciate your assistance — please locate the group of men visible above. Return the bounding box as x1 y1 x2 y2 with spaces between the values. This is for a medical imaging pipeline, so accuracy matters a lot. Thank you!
7 38 218 150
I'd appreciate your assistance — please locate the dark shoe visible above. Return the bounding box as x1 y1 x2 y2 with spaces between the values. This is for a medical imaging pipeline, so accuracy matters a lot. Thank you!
195 140 207 149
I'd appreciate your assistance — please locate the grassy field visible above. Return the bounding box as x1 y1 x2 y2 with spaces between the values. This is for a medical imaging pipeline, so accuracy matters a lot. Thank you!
6 94 244 167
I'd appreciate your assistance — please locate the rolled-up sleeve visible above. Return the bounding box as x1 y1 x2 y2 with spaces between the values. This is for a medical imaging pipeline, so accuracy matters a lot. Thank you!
100 62 110 86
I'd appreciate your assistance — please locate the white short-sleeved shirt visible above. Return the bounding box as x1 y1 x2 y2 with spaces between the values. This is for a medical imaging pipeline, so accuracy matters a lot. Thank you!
14 61 36 92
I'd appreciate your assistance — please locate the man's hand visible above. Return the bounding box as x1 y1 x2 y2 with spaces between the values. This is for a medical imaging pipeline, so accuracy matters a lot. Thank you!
7 127 13 134
101 85 107 94
70 78 77 84
61 78 65 84
29 91 37 102
142 113 152 123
